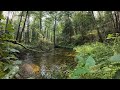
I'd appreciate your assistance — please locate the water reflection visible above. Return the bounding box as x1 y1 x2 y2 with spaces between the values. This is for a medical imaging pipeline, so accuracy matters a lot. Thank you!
22 48 77 79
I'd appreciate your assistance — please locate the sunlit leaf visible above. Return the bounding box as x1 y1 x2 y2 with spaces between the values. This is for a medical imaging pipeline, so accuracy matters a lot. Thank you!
0 12 4 19
107 34 114 39
4 55 18 60
3 64 13 71
74 68 88 75
75 55 85 63
85 56 96 67
2 66 19 79
109 54 120 62
13 60 22 65
8 48 20 53
6 24 14 32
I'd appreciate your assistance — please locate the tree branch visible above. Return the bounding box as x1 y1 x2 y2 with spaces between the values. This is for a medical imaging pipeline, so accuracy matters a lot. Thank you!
2 39 46 53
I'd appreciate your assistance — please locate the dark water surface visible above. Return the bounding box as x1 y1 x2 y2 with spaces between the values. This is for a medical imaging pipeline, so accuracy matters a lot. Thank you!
21 48 77 79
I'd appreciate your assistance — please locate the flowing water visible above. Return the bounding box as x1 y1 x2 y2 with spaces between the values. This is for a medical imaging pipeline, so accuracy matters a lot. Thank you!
20 48 77 79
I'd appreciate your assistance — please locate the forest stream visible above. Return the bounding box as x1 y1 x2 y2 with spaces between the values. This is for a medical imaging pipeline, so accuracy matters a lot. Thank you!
18 48 77 79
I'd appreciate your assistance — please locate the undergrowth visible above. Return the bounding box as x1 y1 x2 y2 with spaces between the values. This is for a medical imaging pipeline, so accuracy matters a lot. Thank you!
69 39 120 79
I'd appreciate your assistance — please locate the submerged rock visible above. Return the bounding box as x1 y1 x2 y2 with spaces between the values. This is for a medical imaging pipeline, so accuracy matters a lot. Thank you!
19 63 40 78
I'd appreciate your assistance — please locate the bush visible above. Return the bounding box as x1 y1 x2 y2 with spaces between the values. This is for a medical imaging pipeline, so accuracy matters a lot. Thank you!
73 42 114 64
69 54 120 79
69 42 120 79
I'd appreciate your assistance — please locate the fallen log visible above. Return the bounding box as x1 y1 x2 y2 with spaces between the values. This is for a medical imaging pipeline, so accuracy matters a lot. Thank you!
1 39 46 53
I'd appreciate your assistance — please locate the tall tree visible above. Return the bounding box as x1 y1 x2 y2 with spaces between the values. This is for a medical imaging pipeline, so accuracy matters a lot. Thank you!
53 14 57 47
112 11 120 33
39 11 42 31
5 11 10 33
62 11 73 44
16 11 24 41
91 11 103 42
19 11 28 42
26 11 30 43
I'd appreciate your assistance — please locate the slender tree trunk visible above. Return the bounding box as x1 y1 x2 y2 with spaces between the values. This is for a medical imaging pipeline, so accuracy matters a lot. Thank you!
91 11 103 42
32 17 36 42
5 11 10 33
98 11 107 39
118 11 120 33
110 11 117 32
0 11 2 30
53 15 57 48
113 11 120 33
10 11 14 24
16 11 23 41
27 12 30 43
19 11 28 42
47 29 49 39
114 11 119 33
39 11 42 31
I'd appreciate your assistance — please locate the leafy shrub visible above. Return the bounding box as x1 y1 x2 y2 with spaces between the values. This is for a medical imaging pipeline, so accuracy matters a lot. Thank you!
69 54 120 79
69 56 96 79
73 42 113 64
70 42 120 79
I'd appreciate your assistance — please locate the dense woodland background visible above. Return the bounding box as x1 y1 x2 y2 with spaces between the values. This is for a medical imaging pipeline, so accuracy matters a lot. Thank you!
0 11 120 79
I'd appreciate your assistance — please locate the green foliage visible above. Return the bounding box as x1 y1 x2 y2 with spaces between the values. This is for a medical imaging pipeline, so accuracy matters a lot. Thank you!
70 41 120 79
106 33 120 54
72 11 94 36
107 34 115 39
12 60 22 65
69 55 96 79
85 56 96 67
0 11 4 19
6 24 14 32
74 42 113 63
75 55 85 64
2 65 19 79
0 59 22 79
109 54 120 63
69 53 120 79
4 54 18 60
7 48 20 53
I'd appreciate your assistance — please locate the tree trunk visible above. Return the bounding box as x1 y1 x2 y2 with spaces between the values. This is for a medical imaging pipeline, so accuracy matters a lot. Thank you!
39 11 42 31
53 15 57 48
110 11 117 33
112 11 120 33
5 11 10 33
27 11 30 43
10 11 15 24
47 29 49 39
19 11 28 42
16 11 24 41
91 11 103 42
